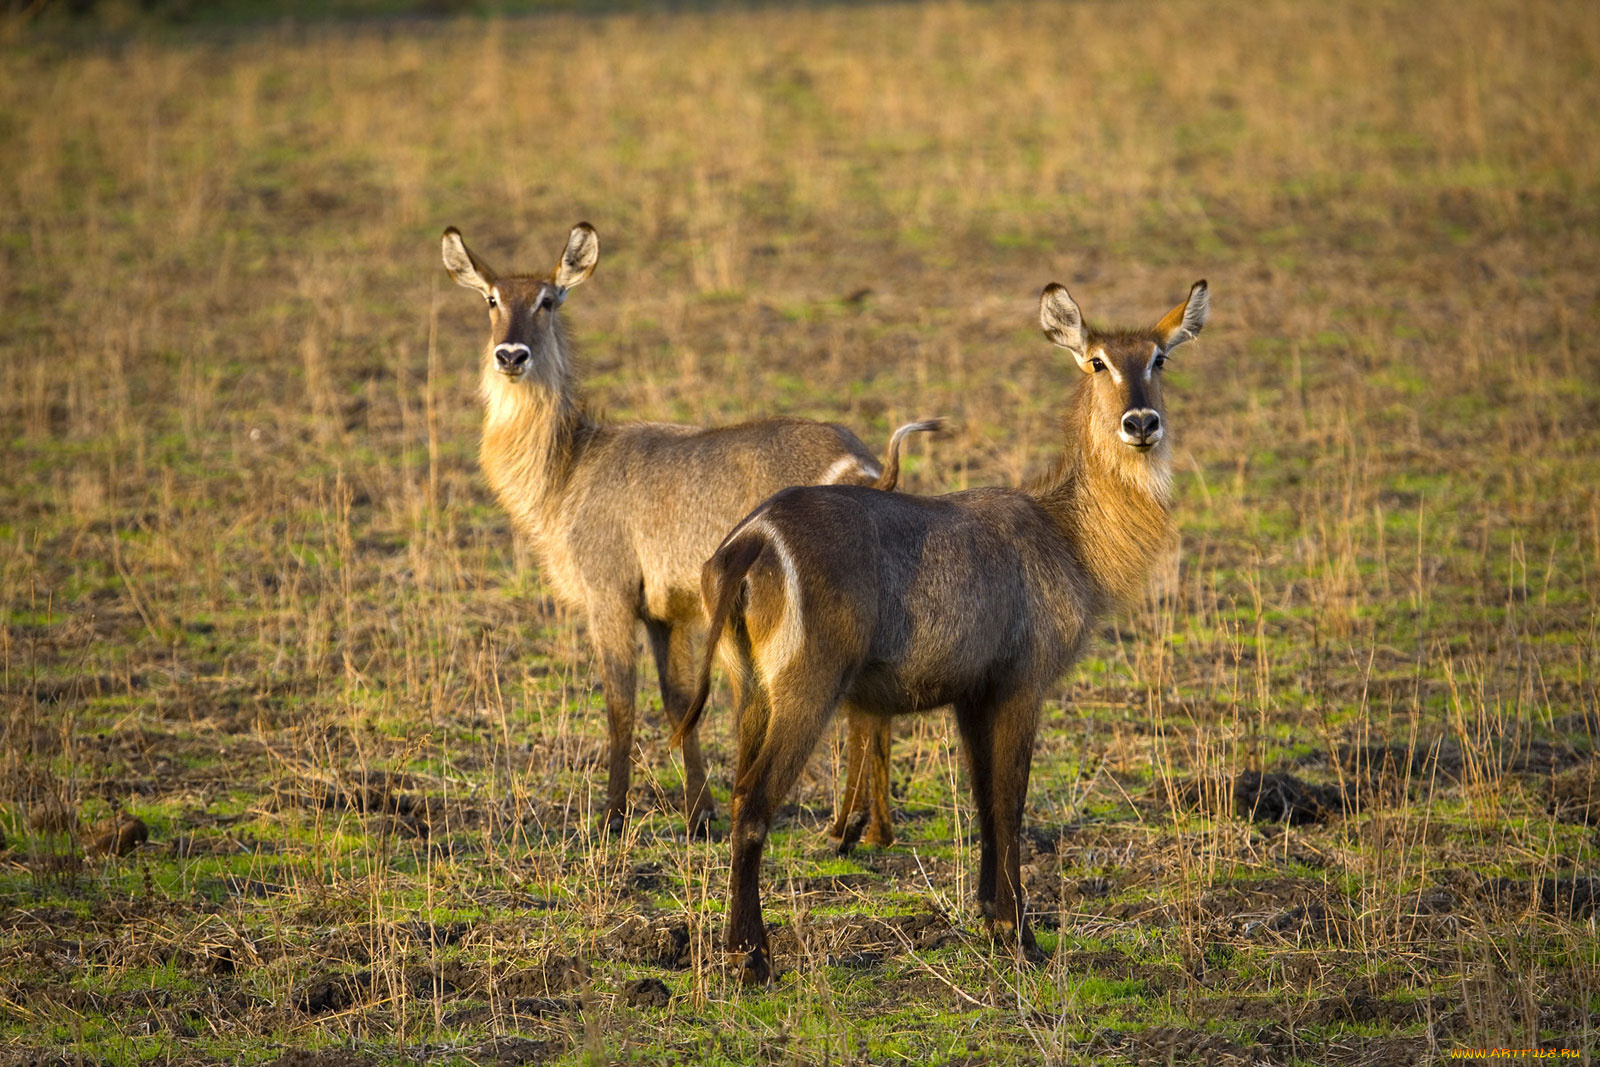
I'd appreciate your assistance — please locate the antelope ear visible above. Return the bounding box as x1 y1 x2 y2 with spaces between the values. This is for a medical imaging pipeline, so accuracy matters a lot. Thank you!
442 228 496 298
1155 279 1208 351
1040 283 1093 370
554 222 599 292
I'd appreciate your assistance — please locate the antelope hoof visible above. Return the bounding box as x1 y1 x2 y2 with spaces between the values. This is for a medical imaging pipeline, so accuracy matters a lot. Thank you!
829 810 869 855
860 822 895 850
737 946 773 986
603 809 626 837
686 807 718 840
987 919 1045 963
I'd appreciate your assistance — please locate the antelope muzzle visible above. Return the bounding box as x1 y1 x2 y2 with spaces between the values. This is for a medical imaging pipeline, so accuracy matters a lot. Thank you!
494 342 532 377
1119 408 1162 450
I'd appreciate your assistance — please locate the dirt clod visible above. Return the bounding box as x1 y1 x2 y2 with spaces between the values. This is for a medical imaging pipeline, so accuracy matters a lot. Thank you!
290 971 369 1015
443 999 576 1028
622 976 671 1008
371 812 428 839
265 1051 379 1067
497 954 587 997
403 920 470 947
1549 770 1600 824
605 916 691 968
28 799 78 834
827 950 883 969
1099 1025 1265 1066
273 772 423 818
1483 876 1599 918
1232 772 1342 824
84 814 148 856
630 861 665 890
1165 770 1348 824
471 1036 562 1066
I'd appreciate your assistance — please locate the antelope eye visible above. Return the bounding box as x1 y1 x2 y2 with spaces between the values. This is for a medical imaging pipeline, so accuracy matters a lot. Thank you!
1089 358 1106 372
487 293 499 309
1153 353 1167 369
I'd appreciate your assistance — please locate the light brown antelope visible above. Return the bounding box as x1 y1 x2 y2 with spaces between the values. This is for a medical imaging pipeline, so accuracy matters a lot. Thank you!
674 278 1209 983
442 222 937 836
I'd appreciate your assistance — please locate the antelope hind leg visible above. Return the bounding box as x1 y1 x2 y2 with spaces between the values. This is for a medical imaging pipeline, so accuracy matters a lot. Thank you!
646 618 715 835
828 711 895 853
727 673 844 984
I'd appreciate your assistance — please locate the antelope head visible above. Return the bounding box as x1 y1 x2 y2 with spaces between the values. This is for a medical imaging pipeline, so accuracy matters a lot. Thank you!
441 222 600 389
1040 279 1208 461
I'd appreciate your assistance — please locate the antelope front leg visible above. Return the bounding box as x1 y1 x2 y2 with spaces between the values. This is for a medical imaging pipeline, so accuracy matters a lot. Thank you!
828 712 895 853
646 619 714 835
592 612 640 835
956 696 1042 960
981 697 1042 959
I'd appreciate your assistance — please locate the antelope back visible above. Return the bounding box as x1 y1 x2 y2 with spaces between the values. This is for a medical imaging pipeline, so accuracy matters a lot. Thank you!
566 418 884 609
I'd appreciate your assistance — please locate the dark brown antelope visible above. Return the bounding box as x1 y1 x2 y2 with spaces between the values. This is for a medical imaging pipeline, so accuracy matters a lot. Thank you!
442 222 937 836
674 277 1208 982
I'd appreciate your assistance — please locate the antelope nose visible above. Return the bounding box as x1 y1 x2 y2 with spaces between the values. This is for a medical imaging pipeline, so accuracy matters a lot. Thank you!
1122 409 1161 440
494 343 531 371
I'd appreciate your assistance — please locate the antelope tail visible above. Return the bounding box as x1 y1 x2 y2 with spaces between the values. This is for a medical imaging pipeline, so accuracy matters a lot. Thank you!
670 529 768 748
871 418 945 491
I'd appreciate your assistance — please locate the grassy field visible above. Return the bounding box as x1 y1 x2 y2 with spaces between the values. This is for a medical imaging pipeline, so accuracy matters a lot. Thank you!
3 0 1599 1063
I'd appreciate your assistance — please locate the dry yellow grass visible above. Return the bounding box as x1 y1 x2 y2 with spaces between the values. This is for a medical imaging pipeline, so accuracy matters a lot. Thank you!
1 1 1598 1064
